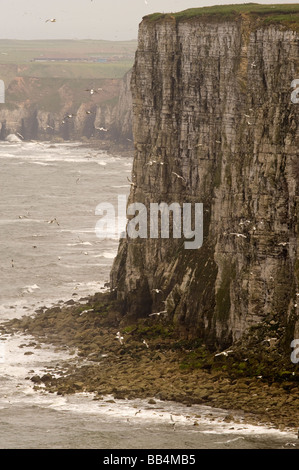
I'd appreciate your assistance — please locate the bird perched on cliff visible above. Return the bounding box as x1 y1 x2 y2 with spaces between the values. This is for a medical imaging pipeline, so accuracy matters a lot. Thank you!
127 177 136 187
152 289 163 293
142 339 149 348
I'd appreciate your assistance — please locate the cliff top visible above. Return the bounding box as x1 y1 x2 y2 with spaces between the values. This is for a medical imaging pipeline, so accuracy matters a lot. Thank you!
144 3 299 31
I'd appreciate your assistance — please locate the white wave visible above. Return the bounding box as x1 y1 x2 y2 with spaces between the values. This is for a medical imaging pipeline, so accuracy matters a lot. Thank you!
101 252 117 259
21 284 40 294
112 185 131 188
31 162 56 167
66 241 93 247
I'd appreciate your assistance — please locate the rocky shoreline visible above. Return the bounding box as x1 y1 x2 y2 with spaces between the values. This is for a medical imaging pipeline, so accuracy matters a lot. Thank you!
1 291 298 436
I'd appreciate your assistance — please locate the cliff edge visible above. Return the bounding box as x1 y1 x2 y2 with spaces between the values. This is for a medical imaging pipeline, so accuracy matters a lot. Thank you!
111 4 299 353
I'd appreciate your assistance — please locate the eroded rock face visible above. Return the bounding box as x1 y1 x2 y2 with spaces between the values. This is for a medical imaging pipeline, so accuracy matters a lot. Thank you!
0 71 133 143
111 15 299 349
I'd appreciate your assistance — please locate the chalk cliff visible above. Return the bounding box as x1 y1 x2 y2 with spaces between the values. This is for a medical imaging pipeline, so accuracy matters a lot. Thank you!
111 5 299 351
0 71 133 143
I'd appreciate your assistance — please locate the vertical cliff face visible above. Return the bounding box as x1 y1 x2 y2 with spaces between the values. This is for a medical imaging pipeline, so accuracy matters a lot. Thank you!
111 9 299 350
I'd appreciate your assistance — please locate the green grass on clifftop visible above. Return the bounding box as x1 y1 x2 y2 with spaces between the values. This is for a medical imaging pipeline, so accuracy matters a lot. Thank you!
144 3 299 31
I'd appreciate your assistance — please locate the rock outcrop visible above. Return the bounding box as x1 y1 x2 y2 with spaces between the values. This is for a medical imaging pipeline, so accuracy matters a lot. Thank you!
111 6 299 351
0 71 133 143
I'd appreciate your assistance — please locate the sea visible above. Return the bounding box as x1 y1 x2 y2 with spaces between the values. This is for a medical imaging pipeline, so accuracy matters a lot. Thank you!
0 140 297 451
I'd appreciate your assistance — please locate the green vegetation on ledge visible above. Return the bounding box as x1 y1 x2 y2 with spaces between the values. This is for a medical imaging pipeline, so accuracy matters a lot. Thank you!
144 3 299 32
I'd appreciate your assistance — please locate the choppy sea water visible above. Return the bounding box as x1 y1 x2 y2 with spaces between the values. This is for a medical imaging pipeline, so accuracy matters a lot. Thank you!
0 140 297 450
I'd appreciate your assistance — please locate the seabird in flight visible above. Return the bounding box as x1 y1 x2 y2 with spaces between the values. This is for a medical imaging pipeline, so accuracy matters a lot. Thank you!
229 233 247 239
116 332 124 344
172 172 186 183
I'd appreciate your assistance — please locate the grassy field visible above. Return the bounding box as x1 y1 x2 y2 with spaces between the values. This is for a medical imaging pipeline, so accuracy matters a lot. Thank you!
16 61 135 79
0 39 137 62
145 3 299 31
0 39 137 83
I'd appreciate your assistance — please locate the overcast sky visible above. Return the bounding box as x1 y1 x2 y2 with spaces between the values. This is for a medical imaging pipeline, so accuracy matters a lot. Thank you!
0 0 298 41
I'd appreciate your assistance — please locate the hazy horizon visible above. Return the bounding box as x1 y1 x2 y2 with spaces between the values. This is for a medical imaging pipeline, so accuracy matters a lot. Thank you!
0 0 298 41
